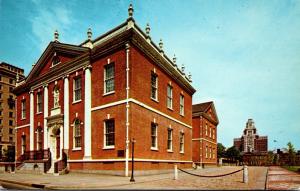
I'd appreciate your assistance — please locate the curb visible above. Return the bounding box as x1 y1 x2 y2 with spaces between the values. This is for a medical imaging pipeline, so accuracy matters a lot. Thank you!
0 178 45 189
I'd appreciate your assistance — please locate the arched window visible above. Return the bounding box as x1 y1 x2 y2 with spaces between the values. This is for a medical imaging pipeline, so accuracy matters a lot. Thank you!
74 119 81 148
52 53 60 66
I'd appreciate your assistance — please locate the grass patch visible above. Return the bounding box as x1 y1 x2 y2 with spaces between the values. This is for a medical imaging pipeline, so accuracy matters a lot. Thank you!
282 166 300 173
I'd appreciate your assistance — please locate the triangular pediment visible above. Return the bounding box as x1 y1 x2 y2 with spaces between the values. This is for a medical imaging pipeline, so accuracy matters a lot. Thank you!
26 42 89 83
193 101 219 125
205 103 219 125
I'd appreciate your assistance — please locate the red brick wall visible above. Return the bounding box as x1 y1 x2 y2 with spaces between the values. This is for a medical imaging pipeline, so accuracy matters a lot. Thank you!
130 46 192 127
16 92 30 126
39 55 72 76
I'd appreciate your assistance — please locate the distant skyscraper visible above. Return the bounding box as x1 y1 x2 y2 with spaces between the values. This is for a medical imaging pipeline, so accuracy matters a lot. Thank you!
234 119 268 153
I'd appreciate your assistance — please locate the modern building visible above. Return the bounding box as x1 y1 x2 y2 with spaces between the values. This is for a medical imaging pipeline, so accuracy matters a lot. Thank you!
234 119 268 154
0 62 24 158
192 101 219 167
14 5 196 175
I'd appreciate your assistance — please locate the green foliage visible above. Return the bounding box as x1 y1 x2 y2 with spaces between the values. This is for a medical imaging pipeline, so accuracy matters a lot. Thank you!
287 142 296 166
217 143 226 158
225 146 241 162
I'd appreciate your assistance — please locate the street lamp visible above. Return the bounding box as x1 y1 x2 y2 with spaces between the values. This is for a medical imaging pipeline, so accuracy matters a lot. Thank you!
130 138 136 182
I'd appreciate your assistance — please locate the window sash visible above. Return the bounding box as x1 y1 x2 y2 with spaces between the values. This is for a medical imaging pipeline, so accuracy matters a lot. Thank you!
74 120 81 148
37 93 42 113
151 123 157 148
104 64 115 93
179 133 184 152
167 129 173 150
74 78 82 101
180 95 184 115
167 85 173 109
105 120 115 147
151 74 158 100
21 101 26 119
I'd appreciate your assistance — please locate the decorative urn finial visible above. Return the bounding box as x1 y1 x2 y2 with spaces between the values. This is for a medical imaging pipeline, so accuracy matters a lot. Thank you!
181 64 185 74
128 4 134 18
188 72 192 82
159 39 163 52
173 54 177 64
54 30 59 42
146 23 150 36
87 28 92 40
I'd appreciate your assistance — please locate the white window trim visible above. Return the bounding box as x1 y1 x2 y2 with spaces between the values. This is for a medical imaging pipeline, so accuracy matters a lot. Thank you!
73 120 81 149
150 73 158 101
205 124 208 136
104 63 115 95
151 123 158 150
103 120 115 149
21 100 26 119
73 77 82 103
180 94 184 116
36 93 43 114
167 128 173 152
179 132 184 154
167 85 173 110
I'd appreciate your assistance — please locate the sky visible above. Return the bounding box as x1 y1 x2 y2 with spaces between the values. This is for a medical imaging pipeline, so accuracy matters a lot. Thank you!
1 0 299 150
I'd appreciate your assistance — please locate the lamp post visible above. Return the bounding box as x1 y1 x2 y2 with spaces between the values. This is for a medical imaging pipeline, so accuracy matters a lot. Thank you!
130 138 136 182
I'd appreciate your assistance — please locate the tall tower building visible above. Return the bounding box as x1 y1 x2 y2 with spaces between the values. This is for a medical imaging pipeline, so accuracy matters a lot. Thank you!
0 62 24 157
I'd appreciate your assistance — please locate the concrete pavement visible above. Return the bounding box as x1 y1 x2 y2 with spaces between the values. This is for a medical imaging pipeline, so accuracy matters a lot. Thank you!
0 166 267 190
266 166 300 190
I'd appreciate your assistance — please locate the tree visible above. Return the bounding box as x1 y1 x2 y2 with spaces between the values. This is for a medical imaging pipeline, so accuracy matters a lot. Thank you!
225 146 241 162
287 142 296 166
217 143 226 159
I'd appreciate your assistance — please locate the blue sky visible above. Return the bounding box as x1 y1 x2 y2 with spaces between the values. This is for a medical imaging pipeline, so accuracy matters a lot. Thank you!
1 0 299 150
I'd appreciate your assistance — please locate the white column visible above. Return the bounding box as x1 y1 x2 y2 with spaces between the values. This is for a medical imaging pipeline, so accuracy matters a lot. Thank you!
125 43 130 177
29 90 34 151
63 76 69 150
43 85 48 149
84 66 92 159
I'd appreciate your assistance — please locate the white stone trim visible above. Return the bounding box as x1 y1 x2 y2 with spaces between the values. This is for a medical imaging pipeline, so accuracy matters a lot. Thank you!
125 44 130 177
68 158 193 163
91 98 192 129
192 138 217 145
64 77 69 149
15 124 30 129
29 91 34 151
84 66 92 158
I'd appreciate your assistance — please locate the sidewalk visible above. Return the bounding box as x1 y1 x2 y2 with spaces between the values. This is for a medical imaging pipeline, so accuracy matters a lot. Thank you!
0 166 267 190
267 166 300 190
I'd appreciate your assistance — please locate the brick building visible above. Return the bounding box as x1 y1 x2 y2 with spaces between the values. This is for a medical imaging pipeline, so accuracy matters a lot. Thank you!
192 101 219 167
14 5 195 175
234 119 268 154
0 62 24 158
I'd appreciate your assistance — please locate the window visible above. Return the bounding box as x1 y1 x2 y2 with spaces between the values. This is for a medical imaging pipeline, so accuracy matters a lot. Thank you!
179 132 184 153
151 72 158 100
9 128 13 134
212 148 215 159
74 119 81 148
0 93 2 99
104 120 115 148
0 111 2 116
0 76 2 81
167 85 173 109
205 124 208 136
9 120 13 126
0 85 1 89
37 92 42 113
9 137 13 142
151 123 158 149
180 94 184 116
209 127 212 138
37 128 42 151
0 119 2 125
9 112 13 118
73 77 82 102
167 128 173 151
21 100 26 119
21 135 26 154
210 147 212 159
205 146 208 158
104 63 115 94
52 54 60 66
212 129 215 139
